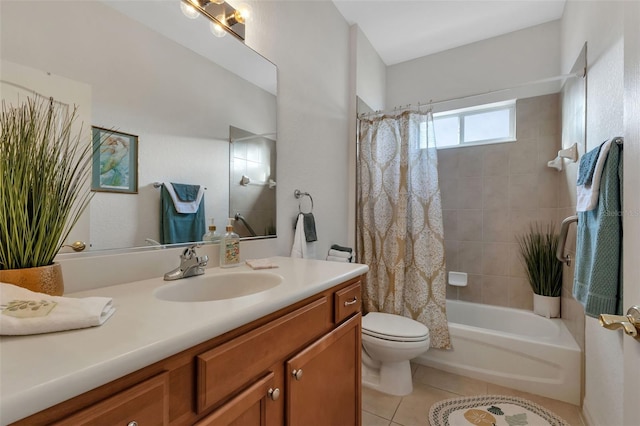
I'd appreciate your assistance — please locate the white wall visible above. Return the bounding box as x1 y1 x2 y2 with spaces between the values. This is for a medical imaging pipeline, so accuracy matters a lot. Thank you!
355 26 387 112
387 20 561 112
560 2 625 425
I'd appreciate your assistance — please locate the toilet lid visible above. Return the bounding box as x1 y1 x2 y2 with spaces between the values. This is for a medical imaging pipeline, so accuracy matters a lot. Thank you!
362 312 430 342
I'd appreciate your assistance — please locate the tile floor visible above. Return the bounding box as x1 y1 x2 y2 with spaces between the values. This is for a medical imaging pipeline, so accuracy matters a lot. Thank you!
362 364 585 426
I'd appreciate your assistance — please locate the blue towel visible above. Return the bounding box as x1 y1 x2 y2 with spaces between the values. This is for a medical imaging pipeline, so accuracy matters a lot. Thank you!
160 186 206 244
576 142 603 186
573 141 623 317
171 183 200 201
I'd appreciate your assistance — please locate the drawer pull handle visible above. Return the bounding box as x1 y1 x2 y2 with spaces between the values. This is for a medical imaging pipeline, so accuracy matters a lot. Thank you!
268 387 281 401
344 297 358 306
292 369 304 380
127 422 138 426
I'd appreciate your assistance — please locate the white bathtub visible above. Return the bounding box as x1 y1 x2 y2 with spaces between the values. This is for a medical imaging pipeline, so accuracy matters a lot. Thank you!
415 300 581 405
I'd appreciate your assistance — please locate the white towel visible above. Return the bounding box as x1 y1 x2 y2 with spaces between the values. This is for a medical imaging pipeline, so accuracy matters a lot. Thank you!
326 256 349 263
576 139 613 212
328 249 351 259
245 258 279 270
291 214 317 259
0 283 115 335
164 182 205 214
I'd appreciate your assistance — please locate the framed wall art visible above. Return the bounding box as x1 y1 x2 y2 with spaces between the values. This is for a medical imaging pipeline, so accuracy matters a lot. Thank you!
91 126 138 194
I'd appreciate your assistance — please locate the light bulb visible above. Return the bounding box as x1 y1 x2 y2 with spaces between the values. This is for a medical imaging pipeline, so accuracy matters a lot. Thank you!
235 3 252 23
180 1 200 19
209 20 227 38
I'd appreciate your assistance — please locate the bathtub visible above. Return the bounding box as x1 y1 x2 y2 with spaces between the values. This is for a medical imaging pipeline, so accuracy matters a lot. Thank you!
415 300 581 405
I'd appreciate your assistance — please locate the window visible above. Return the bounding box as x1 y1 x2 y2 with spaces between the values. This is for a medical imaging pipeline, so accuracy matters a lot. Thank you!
433 100 516 148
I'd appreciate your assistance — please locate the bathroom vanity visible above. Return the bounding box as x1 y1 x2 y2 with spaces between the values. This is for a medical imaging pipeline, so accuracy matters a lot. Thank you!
0 257 367 425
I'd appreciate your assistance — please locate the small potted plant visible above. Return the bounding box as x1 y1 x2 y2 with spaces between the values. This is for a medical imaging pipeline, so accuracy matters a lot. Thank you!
517 222 563 318
0 98 93 295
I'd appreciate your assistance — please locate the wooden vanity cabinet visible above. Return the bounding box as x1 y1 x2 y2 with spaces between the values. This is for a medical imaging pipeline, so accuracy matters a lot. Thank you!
12 276 363 426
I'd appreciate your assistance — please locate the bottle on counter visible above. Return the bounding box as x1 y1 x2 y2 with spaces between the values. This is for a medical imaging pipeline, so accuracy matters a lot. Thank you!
219 218 240 268
202 218 221 243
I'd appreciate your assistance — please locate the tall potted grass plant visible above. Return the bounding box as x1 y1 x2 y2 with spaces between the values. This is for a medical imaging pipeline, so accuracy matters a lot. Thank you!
516 222 563 318
0 98 93 295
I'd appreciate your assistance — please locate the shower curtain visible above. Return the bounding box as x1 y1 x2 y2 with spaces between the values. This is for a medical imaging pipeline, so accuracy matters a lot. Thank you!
357 110 450 349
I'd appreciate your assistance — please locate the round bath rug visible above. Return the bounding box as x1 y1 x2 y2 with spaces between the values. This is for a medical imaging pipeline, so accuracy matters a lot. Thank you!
428 394 570 426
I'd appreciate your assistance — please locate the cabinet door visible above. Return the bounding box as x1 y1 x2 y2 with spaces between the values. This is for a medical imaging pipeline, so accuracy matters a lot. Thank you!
195 372 280 426
52 373 169 426
286 313 361 426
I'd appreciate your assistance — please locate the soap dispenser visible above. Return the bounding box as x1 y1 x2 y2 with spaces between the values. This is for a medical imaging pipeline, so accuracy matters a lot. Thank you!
202 218 221 243
219 218 240 268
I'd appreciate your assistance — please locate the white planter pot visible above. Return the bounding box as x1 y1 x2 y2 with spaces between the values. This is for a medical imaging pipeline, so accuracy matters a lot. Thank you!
533 294 560 318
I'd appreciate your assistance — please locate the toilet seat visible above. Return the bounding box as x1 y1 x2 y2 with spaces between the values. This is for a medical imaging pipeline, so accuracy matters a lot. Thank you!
362 312 429 342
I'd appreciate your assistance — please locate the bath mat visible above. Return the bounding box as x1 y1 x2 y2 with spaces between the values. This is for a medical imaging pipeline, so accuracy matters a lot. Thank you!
428 394 569 426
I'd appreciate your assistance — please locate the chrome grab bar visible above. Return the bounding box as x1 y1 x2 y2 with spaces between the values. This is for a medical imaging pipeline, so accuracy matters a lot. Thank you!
234 212 257 237
557 215 578 266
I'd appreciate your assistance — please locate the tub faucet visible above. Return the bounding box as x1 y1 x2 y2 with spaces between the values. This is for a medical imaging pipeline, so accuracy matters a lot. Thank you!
164 244 209 281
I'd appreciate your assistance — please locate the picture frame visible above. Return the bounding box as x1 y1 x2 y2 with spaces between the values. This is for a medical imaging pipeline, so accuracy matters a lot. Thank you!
91 126 138 194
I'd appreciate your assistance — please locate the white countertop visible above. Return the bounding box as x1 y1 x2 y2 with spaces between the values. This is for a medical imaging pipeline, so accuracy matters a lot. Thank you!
0 257 368 425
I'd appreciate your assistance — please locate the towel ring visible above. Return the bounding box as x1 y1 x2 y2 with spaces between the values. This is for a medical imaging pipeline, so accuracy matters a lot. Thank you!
294 189 314 214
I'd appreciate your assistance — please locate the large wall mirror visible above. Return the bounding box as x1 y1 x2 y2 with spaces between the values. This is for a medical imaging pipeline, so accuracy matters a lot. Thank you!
0 0 277 252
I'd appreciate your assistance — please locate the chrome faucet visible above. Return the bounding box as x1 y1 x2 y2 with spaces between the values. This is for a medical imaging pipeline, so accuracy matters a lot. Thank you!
164 245 209 281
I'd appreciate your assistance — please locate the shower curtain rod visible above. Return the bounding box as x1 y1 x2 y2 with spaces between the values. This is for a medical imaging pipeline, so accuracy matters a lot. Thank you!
358 71 585 119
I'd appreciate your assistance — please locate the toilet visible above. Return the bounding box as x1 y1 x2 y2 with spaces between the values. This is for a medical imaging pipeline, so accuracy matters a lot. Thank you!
361 312 430 396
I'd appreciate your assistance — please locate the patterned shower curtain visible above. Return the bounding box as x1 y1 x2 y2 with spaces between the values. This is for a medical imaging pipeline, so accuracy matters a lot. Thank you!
357 110 450 349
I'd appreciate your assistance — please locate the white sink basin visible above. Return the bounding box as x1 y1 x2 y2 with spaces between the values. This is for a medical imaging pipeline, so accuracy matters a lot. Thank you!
154 271 283 302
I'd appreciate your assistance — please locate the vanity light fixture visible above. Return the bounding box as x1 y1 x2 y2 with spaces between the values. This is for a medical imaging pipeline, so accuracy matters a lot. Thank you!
181 0 251 41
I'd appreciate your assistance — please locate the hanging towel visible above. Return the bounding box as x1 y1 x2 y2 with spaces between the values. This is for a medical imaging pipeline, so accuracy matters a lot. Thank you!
291 213 317 259
303 213 318 242
160 185 205 244
576 143 603 185
576 139 615 212
164 182 205 214
573 141 623 317
0 283 115 335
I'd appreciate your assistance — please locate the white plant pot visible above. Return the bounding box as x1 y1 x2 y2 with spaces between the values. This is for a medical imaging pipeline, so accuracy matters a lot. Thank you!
533 294 560 318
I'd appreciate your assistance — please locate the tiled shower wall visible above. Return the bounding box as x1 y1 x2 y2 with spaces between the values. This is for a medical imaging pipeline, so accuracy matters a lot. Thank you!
438 93 562 310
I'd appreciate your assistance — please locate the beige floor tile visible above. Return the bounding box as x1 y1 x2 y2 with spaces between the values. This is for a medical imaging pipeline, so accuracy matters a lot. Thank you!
392 382 458 426
413 365 488 396
487 383 584 426
362 386 402 420
362 410 391 426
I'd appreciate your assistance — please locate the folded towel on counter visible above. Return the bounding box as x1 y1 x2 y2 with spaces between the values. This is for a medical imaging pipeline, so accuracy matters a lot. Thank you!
331 244 352 253
328 249 352 259
0 283 115 335
327 255 349 263
245 258 279 270
164 182 205 214
576 139 617 212
303 213 317 242
291 214 317 259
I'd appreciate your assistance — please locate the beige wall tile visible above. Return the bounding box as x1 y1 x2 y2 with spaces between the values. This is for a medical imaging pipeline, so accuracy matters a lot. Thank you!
458 147 484 177
509 173 539 209
442 210 459 241
482 242 509 276
458 241 483 274
509 140 539 175
482 175 509 210
458 209 483 241
458 273 482 303
444 239 459 271
481 275 510 306
482 209 510 243
439 177 458 210
508 276 534 310
482 144 510 177
457 177 483 209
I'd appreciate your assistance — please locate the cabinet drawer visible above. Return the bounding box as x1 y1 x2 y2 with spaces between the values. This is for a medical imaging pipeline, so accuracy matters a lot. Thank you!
197 297 331 413
53 373 169 426
334 281 361 323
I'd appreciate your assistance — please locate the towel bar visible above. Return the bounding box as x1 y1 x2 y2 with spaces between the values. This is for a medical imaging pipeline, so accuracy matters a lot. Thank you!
557 215 578 266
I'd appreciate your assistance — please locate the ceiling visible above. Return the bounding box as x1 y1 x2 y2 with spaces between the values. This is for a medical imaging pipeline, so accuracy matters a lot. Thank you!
332 0 566 65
